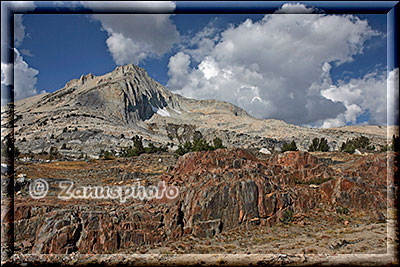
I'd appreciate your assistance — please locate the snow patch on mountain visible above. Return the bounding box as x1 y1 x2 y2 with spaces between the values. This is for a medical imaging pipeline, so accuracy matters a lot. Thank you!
152 105 171 117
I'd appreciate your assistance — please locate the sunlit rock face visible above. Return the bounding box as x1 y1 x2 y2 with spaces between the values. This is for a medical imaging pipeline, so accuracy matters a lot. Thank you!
3 63 392 159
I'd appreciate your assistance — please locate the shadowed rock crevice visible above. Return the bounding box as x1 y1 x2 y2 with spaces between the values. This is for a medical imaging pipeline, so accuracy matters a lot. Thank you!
177 204 185 236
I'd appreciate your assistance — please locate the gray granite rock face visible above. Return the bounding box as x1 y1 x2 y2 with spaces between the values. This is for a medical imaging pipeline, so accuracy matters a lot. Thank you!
1 63 392 158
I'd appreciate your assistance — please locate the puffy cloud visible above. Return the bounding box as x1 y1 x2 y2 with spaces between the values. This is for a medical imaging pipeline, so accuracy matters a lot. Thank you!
13 49 41 100
93 14 180 64
321 69 396 127
179 20 223 63
1 61 12 86
12 1 178 64
167 5 382 126
83 2 179 64
2 2 39 105
167 52 191 90
274 3 316 14
1 49 41 105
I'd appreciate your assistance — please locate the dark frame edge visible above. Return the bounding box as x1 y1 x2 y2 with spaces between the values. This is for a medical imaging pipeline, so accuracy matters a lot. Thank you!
1 1 15 265
1 1 399 266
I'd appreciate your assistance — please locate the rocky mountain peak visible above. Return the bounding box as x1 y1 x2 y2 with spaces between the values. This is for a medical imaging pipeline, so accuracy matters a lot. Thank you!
6 63 394 158
70 63 171 123
113 63 145 76
28 63 173 125
79 73 95 84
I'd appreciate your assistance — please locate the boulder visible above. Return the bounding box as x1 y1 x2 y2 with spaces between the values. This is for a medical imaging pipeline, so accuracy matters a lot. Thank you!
259 148 272 154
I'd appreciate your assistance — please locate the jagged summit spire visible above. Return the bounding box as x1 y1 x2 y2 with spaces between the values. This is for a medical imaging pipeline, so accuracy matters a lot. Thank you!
113 63 146 75
79 73 95 84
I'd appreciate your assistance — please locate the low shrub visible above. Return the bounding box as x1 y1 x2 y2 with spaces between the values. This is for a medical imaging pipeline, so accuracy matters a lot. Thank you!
175 137 226 156
308 137 329 152
281 140 298 153
280 209 294 225
340 136 375 154
121 136 168 157
335 206 349 215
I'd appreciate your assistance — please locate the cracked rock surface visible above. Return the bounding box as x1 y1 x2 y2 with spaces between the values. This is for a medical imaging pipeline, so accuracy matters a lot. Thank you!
12 149 396 255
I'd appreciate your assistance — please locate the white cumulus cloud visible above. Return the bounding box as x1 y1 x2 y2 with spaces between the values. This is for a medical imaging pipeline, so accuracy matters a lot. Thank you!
167 52 191 90
274 3 316 14
1 49 41 105
94 14 179 64
83 2 179 64
1 2 39 105
321 69 391 127
167 4 383 126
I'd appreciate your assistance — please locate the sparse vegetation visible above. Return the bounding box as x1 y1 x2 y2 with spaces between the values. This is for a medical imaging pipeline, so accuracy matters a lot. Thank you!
280 209 294 225
308 137 330 152
49 146 59 160
120 135 145 156
335 206 349 215
120 135 168 157
281 140 298 153
340 136 375 153
175 134 226 156
144 142 168 154
212 137 225 150
191 136 213 152
175 141 192 156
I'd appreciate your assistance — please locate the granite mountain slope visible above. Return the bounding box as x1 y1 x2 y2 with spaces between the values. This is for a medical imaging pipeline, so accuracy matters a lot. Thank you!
2 63 394 158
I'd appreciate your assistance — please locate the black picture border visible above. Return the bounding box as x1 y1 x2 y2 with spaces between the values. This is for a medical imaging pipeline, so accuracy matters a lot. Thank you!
1 1 399 266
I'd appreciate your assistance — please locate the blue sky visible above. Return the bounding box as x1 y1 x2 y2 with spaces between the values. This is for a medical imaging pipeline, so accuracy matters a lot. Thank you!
18 13 388 91
2 1 399 127
20 13 274 91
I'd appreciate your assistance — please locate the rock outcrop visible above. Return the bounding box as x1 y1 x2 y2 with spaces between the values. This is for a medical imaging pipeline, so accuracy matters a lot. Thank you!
163 150 391 238
13 150 394 253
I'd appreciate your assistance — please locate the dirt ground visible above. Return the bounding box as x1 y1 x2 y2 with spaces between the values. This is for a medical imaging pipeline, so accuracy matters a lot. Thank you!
126 207 392 255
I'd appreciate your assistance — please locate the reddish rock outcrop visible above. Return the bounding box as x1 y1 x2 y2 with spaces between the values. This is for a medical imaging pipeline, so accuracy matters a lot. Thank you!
163 149 391 238
14 200 170 254
14 149 393 253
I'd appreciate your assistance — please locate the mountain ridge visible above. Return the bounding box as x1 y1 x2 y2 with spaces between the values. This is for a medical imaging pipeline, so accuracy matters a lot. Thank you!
1 63 396 158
